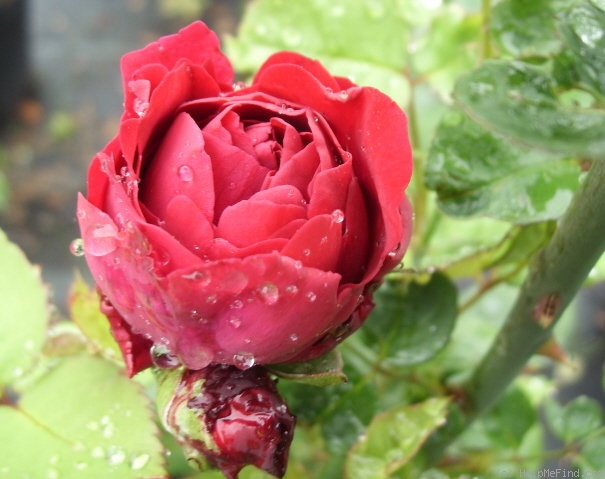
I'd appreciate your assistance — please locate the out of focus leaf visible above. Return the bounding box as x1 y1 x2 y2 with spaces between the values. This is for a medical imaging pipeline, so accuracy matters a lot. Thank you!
558 2 605 98
69 273 121 361
453 60 605 159
344 398 449 479
544 395 603 443
581 435 605 469
269 349 346 386
482 386 537 448
491 0 570 57
225 0 411 105
0 354 165 479
362 272 457 367
0 229 48 388
443 222 555 279
426 107 582 222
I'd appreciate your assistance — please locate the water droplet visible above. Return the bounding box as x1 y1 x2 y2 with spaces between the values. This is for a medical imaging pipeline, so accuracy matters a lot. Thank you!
230 299 243 309
338 90 350 100
182 270 211 286
107 446 126 465
84 223 120 256
91 446 104 458
302 248 311 257
289 333 299 342
229 316 242 328
258 282 279 305
177 165 194 182
285 284 299 295
233 352 256 369
133 98 149 117
151 344 181 369
206 293 218 304
331 209 345 224
294 260 303 269
130 453 150 471
305 291 317 302
233 81 246 91
69 238 85 257
320 236 328 245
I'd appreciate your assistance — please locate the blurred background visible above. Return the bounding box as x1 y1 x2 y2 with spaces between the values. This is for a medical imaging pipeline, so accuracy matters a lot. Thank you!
0 0 246 311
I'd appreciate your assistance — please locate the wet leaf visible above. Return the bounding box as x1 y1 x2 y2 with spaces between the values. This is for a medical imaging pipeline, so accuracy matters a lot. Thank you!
225 0 411 105
0 229 49 388
491 0 570 57
269 349 347 386
69 273 121 361
453 60 605 159
426 107 582 222
344 398 449 479
558 2 605 98
0 354 165 479
361 272 458 366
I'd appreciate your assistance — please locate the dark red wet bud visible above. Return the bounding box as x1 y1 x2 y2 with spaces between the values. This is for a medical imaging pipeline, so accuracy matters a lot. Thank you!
156 364 295 479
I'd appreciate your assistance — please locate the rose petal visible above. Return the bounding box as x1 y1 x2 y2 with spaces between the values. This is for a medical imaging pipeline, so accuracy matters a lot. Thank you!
140 111 215 222
163 195 215 254
120 21 233 95
217 200 306 248
281 214 343 271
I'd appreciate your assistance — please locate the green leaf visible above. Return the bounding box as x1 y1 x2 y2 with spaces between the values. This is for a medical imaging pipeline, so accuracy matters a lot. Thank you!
268 349 347 386
68 273 121 361
490 0 571 57
426 107 582 222
558 2 605 99
0 354 165 479
0 229 49 387
545 395 603 443
361 273 458 366
453 60 605 159
344 398 449 479
482 386 537 448
443 222 555 279
225 0 411 105
581 435 605 469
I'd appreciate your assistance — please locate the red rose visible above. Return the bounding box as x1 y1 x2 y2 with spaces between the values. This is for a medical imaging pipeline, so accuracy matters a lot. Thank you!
77 21 412 376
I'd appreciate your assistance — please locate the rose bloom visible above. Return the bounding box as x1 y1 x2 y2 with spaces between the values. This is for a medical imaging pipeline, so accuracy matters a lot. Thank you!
77 22 412 376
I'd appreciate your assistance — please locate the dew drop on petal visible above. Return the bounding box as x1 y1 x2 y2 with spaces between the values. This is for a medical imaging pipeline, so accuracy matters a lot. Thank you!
331 209 345 224
177 165 194 182
302 248 311 257
69 238 85 257
228 316 242 329
285 284 299 295
258 282 279 305
233 352 256 369
305 291 317 303
289 333 299 342
84 223 119 256
230 299 244 309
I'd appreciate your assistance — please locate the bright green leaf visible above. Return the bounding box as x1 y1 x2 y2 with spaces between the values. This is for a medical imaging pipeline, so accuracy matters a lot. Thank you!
453 60 605 159
0 354 165 479
362 273 458 366
225 0 411 105
491 0 571 57
68 273 121 361
269 349 347 386
0 229 49 387
426 107 582 222
344 398 449 479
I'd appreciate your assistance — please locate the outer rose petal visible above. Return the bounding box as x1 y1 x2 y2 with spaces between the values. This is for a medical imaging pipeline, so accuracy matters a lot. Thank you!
121 21 233 97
